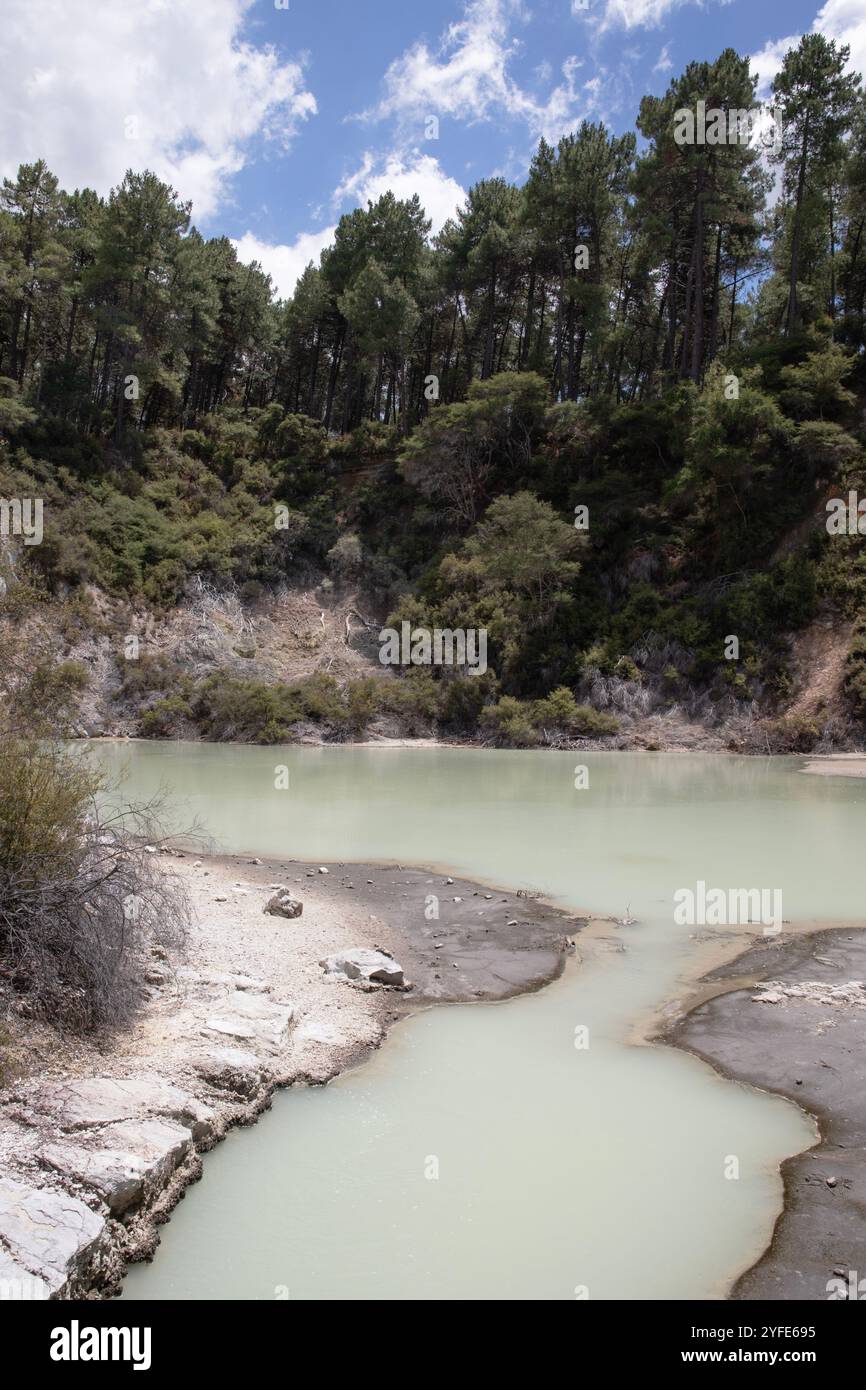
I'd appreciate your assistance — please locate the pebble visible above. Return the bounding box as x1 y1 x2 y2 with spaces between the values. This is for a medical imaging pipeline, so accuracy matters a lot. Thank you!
318 867 328 875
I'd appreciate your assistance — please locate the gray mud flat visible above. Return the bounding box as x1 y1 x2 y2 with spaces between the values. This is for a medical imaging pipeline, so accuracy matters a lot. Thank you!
666 929 866 1301
263 855 581 1005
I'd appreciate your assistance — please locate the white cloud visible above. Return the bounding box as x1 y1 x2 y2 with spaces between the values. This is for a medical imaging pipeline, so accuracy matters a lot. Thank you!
814 0 866 82
597 0 689 31
231 227 336 301
362 0 593 143
231 152 467 300
653 43 674 74
369 0 524 126
0 0 316 221
750 0 866 99
333 151 466 234
749 36 800 100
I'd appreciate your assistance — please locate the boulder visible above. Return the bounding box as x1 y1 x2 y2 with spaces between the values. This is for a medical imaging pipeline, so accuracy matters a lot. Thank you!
264 890 303 920
193 1048 265 1096
40 1118 193 1216
319 948 404 987
0 1178 107 1298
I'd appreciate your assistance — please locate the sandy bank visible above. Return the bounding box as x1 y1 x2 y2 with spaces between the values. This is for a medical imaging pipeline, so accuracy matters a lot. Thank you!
0 850 581 1299
800 754 866 778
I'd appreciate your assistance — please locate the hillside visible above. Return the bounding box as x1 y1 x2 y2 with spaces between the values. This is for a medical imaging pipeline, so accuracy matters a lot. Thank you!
1 34 866 751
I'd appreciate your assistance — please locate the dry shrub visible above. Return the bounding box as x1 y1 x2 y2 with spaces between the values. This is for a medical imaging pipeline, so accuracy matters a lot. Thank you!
0 738 189 1033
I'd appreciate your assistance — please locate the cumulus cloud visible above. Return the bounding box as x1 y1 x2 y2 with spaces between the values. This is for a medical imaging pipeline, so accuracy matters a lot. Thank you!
813 0 866 81
333 151 467 234
368 0 524 126
750 0 866 99
231 227 337 302
0 0 316 221
231 151 467 300
749 35 801 100
360 0 594 144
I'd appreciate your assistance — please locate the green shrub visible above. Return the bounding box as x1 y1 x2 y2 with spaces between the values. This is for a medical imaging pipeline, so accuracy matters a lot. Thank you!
481 696 539 748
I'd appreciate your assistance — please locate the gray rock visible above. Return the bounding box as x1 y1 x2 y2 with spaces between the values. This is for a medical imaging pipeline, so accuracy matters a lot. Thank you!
0 1247 50 1299
319 948 404 986
204 991 293 1048
194 1048 264 1096
40 1118 192 1216
0 1178 106 1297
26 1077 216 1144
264 890 303 919
293 1018 346 1046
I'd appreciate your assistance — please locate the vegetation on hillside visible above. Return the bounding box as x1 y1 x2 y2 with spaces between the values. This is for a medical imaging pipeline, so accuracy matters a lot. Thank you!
1 35 865 750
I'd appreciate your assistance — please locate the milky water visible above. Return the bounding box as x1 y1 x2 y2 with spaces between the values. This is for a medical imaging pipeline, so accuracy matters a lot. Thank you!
84 744 866 1300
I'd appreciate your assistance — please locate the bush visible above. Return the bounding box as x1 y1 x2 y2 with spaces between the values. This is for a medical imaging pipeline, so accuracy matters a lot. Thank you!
535 687 619 737
845 620 866 720
0 739 188 1032
481 696 539 747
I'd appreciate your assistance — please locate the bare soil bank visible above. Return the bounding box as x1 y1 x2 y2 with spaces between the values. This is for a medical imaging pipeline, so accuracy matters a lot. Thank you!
0 852 581 1299
800 754 866 778
664 928 866 1301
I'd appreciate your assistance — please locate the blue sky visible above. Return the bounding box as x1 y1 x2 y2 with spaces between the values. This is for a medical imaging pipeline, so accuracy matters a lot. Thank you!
1 0 863 297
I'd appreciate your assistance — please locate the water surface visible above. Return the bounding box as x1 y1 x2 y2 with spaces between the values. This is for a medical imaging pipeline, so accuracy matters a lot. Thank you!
85 745 864 1300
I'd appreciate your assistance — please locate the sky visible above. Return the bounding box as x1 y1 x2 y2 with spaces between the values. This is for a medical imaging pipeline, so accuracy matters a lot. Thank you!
1 0 864 299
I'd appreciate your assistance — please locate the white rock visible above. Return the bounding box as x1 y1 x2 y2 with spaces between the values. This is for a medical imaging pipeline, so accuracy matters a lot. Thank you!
40 1118 192 1216
194 1049 263 1096
293 1019 345 1046
205 991 293 1048
319 949 404 987
0 1178 107 1297
27 1077 216 1144
0 1248 49 1300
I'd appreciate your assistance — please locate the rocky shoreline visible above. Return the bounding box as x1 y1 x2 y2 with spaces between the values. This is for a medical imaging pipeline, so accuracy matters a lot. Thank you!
0 852 581 1300
663 926 866 1301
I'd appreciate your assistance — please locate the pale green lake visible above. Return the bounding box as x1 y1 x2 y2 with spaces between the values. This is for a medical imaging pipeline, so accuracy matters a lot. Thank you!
82 743 864 1300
